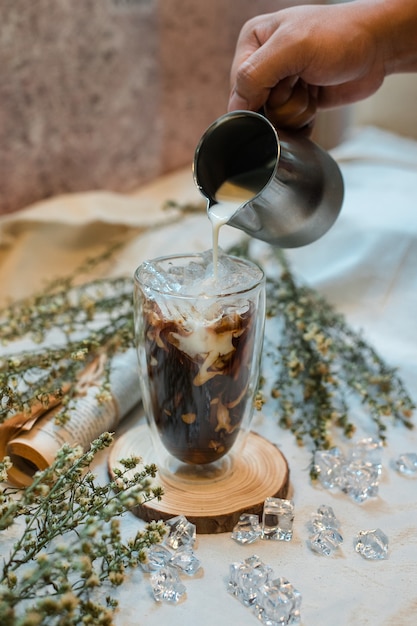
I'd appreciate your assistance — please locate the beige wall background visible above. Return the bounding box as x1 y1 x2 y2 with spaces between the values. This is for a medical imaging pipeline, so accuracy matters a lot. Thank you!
0 1 415 216
0 0 297 215
353 74 417 140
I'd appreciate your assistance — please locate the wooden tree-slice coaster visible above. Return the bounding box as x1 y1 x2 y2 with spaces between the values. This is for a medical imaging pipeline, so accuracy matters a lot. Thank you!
108 424 290 534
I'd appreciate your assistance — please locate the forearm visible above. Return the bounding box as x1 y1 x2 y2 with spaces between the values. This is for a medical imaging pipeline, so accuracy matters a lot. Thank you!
360 0 417 74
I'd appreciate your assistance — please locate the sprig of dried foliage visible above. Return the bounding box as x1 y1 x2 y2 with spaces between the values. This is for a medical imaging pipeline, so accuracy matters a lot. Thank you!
0 434 165 625
229 240 414 476
0 243 133 426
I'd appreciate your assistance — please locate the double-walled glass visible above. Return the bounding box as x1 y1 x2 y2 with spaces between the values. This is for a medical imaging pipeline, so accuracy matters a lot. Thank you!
133 252 265 482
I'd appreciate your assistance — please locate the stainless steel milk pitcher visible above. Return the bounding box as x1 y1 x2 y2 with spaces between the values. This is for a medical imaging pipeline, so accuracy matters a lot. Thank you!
193 110 344 248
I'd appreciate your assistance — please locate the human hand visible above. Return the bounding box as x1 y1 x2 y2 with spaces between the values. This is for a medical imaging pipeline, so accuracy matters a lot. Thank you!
228 3 387 131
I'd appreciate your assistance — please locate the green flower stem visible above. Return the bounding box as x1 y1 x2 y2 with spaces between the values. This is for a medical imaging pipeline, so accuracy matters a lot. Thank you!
1 435 165 623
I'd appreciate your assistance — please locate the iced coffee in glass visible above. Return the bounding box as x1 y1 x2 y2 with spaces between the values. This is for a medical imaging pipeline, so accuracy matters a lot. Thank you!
133 249 265 481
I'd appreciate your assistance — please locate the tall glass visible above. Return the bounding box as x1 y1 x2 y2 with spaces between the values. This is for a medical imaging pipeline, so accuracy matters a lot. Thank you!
133 251 265 482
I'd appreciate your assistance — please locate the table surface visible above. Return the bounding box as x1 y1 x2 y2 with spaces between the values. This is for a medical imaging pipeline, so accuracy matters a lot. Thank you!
1 126 416 626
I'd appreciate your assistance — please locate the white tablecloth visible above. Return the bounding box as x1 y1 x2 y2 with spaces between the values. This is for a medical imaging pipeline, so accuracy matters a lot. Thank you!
1 126 416 625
